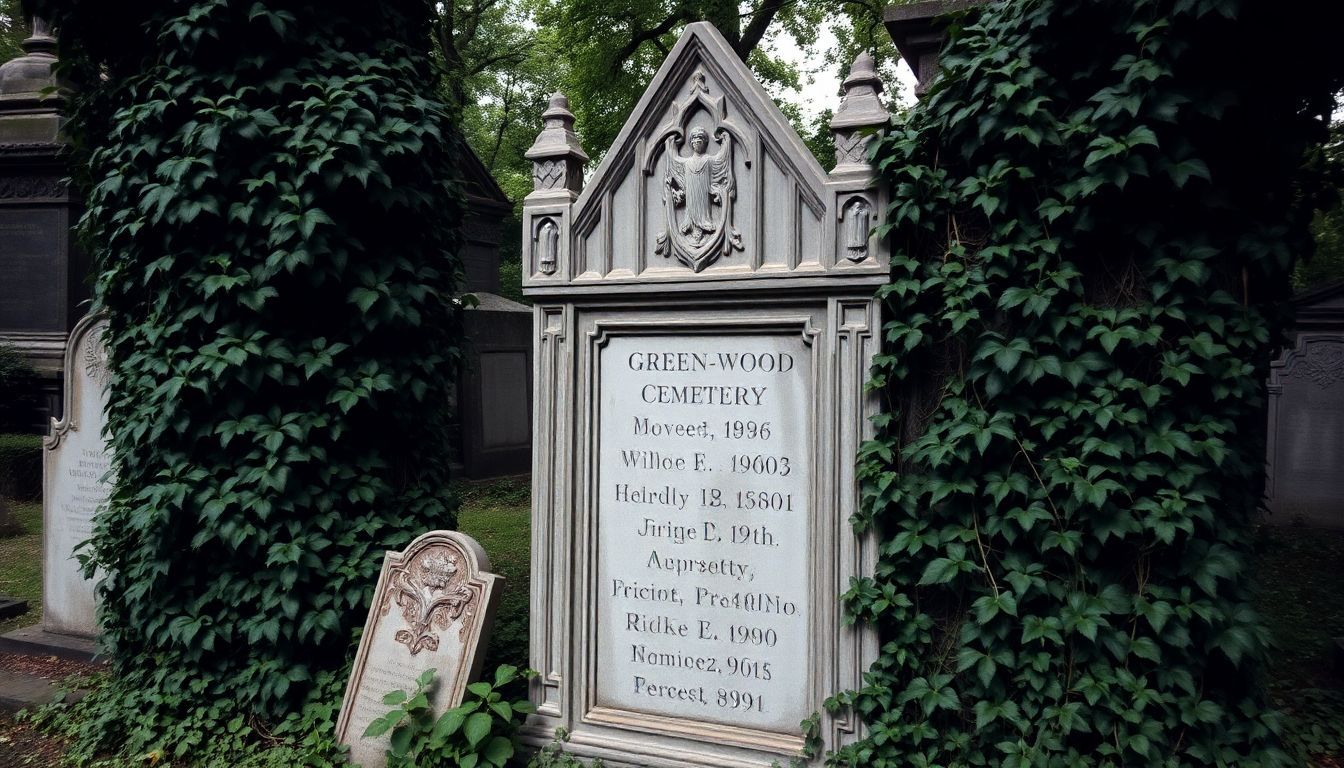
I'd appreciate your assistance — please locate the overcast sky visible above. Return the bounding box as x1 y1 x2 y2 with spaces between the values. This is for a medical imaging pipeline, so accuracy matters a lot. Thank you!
773 19 918 123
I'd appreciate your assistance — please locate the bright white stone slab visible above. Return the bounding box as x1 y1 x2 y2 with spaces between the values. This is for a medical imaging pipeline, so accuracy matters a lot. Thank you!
595 333 811 733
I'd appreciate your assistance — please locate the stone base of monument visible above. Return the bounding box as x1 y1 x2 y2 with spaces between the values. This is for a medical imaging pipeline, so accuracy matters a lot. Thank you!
0 597 27 621
0 624 99 663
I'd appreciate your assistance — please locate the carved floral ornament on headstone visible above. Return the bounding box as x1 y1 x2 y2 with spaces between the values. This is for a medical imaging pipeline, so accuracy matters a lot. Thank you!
382 544 477 655
647 69 749 273
1303 340 1344 388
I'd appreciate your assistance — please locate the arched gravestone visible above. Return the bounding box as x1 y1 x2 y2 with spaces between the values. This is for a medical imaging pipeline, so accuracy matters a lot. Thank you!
43 312 112 637
521 23 888 766
1266 331 1344 528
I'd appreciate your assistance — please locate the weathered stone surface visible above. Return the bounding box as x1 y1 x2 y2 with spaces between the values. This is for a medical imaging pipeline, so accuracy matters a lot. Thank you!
521 21 886 767
42 313 111 638
1266 330 1344 528
336 530 502 768
595 334 813 733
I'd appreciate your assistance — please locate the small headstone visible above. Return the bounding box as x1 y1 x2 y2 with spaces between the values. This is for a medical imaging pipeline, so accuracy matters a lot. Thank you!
1265 329 1344 528
43 313 112 638
336 530 503 767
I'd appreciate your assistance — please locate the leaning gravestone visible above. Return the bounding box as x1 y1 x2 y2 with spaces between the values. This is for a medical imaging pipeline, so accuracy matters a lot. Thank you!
520 23 887 767
336 530 503 767
43 312 112 637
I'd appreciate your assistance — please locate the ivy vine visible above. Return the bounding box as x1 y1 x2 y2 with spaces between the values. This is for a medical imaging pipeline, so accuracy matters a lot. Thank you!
835 1 1344 766
30 0 466 760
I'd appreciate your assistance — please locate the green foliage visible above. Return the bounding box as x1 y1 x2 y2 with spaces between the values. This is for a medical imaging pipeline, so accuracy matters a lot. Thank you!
457 477 533 673
525 728 605 768
0 0 27 63
0 432 41 501
26 669 348 767
365 665 533 768
28 0 466 759
536 0 892 161
1278 689 1344 767
840 1 1344 766
1296 120 1344 292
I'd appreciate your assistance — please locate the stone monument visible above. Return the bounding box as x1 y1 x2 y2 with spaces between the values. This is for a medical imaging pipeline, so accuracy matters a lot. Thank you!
1265 280 1344 528
42 312 112 638
0 17 87 428
336 530 503 767
455 147 533 479
520 23 887 766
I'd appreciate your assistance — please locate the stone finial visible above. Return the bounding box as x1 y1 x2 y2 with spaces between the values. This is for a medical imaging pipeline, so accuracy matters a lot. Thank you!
0 16 60 100
525 92 589 195
830 52 889 170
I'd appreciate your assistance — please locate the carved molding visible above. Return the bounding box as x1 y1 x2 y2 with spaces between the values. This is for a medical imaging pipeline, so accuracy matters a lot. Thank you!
533 159 566 191
833 131 868 167
0 174 66 200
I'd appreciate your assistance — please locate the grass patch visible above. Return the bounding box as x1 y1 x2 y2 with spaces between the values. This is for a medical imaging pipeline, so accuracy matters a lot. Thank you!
1254 524 1344 690
1253 524 1344 766
456 476 531 673
0 498 42 636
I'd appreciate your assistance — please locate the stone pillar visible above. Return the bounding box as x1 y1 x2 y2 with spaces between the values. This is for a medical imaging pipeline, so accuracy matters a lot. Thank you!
885 0 983 97
827 52 890 267
0 17 83 427
521 93 587 283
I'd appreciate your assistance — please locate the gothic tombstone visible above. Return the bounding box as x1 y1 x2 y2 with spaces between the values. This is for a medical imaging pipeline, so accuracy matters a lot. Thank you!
520 24 888 766
1265 282 1344 528
43 312 111 637
336 530 503 767
0 18 88 427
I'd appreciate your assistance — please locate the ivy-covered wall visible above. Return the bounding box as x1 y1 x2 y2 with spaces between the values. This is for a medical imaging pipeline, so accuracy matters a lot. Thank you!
31 0 465 760
839 1 1344 766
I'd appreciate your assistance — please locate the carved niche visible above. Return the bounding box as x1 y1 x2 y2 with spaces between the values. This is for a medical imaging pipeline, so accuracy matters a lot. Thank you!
647 69 749 273
841 196 872 261
535 217 559 275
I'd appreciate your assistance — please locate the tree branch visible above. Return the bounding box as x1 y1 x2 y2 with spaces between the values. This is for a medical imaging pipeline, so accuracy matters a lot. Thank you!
736 0 787 59
610 10 688 72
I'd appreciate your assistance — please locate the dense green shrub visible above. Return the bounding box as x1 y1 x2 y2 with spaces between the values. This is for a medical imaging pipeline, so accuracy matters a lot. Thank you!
0 432 41 501
30 0 466 759
838 1 1344 766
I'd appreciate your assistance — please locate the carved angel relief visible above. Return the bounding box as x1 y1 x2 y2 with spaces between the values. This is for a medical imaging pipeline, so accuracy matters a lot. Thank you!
649 70 747 273
381 545 476 656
